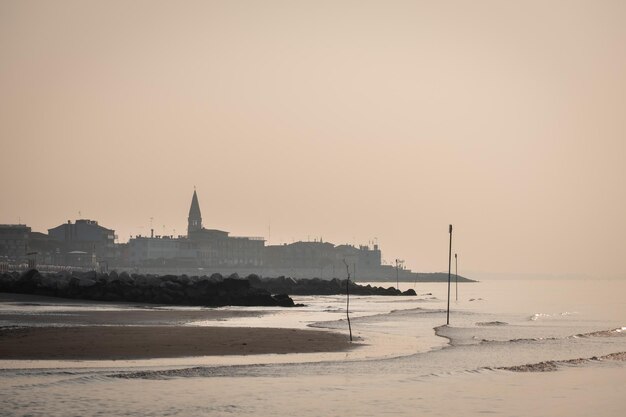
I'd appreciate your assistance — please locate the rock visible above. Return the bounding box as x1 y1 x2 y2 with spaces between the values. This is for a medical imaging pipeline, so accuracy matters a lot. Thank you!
222 277 250 294
79 271 97 280
0 273 17 292
15 269 42 293
108 270 119 281
247 274 262 287
78 278 97 288
40 274 58 290
161 280 183 291
177 275 191 286
56 275 71 291
273 293 295 307
161 274 178 283
242 276 418 297
119 271 132 283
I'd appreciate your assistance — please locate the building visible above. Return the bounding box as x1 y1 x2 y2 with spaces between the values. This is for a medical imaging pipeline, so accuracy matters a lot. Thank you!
124 190 399 279
0 224 31 262
48 219 116 265
65 251 96 268
0 225 65 268
127 191 265 269
27 231 64 265
12 189 407 279
265 241 336 269
187 190 265 267
335 244 382 269
188 190 202 235
128 235 196 267
263 240 383 279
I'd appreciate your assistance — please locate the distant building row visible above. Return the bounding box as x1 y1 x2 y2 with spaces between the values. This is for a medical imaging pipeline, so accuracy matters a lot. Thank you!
1 191 412 280
0 219 116 269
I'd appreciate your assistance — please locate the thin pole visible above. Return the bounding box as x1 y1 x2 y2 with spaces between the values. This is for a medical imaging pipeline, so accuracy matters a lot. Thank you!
343 259 353 342
396 259 399 290
455 253 458 302
447 224 453 325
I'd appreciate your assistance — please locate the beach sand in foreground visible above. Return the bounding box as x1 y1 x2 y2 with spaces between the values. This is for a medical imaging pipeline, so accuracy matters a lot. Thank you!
0 326 353 360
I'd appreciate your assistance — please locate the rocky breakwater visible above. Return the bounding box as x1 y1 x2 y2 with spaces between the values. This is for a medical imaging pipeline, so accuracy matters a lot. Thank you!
0 269 295 307
247 275 417 296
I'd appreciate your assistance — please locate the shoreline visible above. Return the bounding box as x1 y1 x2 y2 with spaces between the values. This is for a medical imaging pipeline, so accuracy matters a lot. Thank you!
0 325 355 360
0 292 430 367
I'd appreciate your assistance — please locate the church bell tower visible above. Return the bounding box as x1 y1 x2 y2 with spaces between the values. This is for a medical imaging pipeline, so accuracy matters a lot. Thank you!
188 190 202 236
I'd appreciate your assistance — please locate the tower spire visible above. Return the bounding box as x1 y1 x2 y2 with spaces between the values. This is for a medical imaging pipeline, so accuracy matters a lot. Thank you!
188 189 202 236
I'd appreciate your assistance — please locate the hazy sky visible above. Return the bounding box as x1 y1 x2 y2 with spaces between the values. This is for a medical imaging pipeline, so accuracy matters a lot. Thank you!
1 0 625 279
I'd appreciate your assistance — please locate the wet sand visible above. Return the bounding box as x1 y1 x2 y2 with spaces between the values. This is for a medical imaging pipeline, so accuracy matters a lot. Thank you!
0 292 269 326
0 309 268 326
0 326 353 359
0 293 356 361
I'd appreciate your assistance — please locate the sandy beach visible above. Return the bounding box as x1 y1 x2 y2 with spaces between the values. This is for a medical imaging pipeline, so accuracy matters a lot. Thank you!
0 326 353 359
0 293 353 360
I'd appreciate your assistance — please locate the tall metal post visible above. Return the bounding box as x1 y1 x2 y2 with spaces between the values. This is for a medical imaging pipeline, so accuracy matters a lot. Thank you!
447 225 453 325
455 253 458 302
395 259 399 290
343 259 353 342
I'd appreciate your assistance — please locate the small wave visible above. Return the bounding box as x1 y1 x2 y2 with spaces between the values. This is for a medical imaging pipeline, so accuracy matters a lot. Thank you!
483 326 624 344
603 352 626 361
110 364 277 380
113 366 221 379
499 361 559 372
388 307 446 315
497 351 626 372
574 327 626 338
529 312 579 321
480 336 558 345
476 321 508 327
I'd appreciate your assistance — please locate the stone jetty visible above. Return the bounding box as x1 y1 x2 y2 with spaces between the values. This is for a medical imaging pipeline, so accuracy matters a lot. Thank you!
0 270 415 307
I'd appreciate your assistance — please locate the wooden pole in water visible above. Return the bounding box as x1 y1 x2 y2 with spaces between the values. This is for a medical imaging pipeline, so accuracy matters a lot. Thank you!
395 259 399 290
447 225 453 325
455 253 458 302
343 259 353 342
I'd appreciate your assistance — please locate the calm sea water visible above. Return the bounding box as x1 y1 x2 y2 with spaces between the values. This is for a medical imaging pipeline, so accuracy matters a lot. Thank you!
0 278 624 416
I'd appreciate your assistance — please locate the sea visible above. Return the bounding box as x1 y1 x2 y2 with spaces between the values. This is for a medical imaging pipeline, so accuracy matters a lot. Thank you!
0 278 624 417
